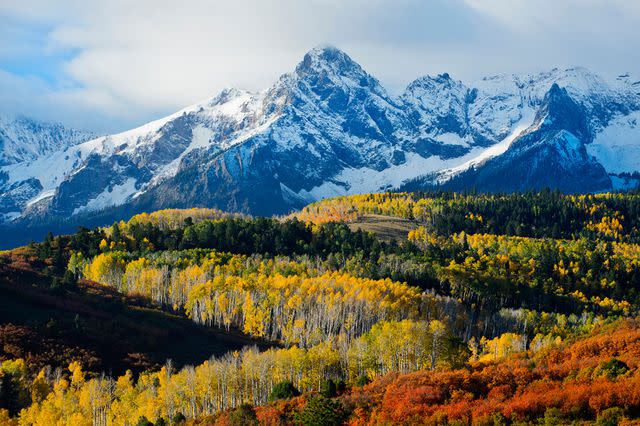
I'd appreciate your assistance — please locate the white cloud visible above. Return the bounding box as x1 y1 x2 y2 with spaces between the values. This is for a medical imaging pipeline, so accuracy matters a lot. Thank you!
463 0 640 42
1 0 640 133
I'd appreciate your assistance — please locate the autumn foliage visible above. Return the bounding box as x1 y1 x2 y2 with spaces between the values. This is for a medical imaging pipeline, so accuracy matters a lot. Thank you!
2 191 640 424
339 319 640 425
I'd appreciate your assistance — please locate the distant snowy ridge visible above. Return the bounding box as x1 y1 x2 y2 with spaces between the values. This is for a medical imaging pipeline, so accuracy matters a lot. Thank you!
0 115 94 166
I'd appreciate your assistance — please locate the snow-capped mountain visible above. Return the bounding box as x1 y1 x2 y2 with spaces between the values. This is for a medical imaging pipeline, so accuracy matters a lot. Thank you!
2 46 640 229
0 116 94 221
404 69 640 191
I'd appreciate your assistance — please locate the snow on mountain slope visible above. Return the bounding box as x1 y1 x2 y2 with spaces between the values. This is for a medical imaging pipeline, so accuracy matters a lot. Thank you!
402 73 471 142
295 150 484 202
0 115 93 166
409 68 640 188
435 109 537 183
2 46 640 227
1 88 273 219
427 84 612 193
466 67 639 143
268 46 410 164
586 110 640 174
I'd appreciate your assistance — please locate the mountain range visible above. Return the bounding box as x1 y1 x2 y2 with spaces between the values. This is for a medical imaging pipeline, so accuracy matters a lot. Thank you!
1 46 640 240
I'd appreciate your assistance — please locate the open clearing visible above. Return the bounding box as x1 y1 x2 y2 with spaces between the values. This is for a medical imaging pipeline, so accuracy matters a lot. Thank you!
348 214 419 242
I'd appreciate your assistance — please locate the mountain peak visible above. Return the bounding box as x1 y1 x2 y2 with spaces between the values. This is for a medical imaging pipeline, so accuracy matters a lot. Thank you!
307 44 343 56
544 82 569 108
534 83 590 139
295 45 365 78
0 116 95 167
305 44 348 61
209 88 252 106
405 72 464 92
549 82 562 92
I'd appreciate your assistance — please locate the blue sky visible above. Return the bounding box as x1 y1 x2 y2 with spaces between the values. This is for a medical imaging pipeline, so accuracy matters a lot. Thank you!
1 0 639 133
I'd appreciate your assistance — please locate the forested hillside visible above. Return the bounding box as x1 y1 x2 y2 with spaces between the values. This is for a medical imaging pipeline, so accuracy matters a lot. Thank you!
235 318 640 426
1 192 640 425
0 242 266 376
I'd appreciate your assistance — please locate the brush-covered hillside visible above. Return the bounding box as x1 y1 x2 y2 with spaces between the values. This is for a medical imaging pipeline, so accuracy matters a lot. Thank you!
1 192 640 425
